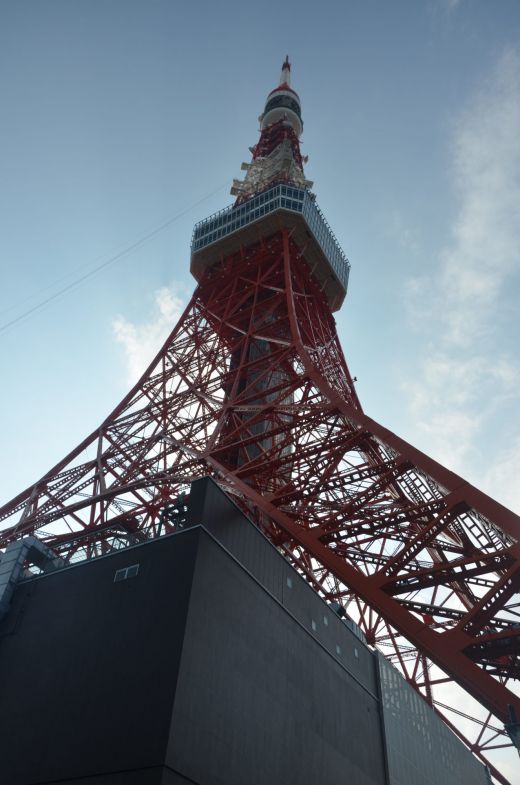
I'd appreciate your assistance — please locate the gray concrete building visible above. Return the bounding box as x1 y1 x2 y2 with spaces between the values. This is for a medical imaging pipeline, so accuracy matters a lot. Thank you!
0 478 491 785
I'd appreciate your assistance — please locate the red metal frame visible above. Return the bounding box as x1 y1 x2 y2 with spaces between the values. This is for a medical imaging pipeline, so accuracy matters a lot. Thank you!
251 119 304 168
1 229 519 783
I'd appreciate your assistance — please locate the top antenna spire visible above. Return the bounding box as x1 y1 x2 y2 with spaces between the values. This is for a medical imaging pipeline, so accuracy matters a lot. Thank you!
280 56 291 85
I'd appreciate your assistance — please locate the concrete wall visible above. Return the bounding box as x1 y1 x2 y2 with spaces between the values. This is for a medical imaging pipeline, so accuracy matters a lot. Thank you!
189 477 376 693
0 478 491 785
167 528 386 785
377 654 492 785
0 531 199 784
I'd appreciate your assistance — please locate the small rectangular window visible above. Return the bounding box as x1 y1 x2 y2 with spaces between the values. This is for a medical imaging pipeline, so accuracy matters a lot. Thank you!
323 615 328 626
311 619 317 632
336 644 341 656
114 564 140 583
286 576 293 589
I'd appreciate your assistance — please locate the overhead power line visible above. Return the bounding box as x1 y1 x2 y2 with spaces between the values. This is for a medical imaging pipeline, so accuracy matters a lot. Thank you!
0 183 229 336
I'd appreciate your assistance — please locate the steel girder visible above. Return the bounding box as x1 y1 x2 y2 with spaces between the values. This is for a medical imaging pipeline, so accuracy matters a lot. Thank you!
0 229 519 783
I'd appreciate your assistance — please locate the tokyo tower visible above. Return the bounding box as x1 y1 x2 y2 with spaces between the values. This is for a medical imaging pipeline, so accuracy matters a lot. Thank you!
1 58 519 783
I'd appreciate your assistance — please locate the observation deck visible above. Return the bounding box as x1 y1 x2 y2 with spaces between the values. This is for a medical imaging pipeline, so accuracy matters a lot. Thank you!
191 184 350 311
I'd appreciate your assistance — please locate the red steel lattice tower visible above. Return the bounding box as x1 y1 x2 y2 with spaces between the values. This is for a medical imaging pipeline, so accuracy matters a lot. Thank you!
1 59 520 783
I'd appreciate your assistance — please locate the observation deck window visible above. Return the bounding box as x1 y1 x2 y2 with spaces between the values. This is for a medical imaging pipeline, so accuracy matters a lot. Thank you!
191 184 350 295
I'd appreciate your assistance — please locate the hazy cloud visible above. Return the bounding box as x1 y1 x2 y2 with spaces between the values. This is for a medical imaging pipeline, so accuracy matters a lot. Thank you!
112 286 185 384
387 209 420 253
440 48 520 346
482 435 520 513
436 0 463 14
403 48 520 504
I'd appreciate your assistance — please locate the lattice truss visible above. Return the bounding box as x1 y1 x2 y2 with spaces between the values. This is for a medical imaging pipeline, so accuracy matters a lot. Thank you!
1 230 519 783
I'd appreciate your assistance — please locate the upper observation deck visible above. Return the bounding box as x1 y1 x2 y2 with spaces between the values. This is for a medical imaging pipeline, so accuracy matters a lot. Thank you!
190 184 350 312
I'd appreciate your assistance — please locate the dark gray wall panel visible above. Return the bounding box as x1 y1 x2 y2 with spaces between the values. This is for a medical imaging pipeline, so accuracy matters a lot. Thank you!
0 478 492 785
20 767 195 785
167 531 386 785
189 477 376 692
30 769 163 785
0 532 199 785
189 476 284 601
377 654 491 785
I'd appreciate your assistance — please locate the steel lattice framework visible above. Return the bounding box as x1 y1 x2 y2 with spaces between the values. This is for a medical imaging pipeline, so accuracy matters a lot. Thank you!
1 229 519 782
1 59 520 785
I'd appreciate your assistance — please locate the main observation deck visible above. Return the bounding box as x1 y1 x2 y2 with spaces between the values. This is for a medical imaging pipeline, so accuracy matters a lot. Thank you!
190 184 350 311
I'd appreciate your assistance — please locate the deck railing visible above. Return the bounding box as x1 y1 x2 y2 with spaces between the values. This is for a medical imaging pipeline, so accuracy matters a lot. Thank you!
192 184 350 293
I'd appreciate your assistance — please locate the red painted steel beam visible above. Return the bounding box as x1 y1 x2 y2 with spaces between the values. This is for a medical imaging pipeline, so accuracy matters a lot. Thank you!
0 228 518 781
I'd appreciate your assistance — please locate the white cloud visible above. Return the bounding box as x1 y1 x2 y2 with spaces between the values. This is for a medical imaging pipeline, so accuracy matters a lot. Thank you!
387 209 420 252
439 48 520 346
434 0 463 18
482 435 520 514
445 0 465 14
403 48 520 503
401 353 484 472
112 285 185 384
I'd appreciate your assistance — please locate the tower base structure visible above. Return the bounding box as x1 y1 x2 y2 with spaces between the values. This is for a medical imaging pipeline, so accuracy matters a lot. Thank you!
0 479 491 785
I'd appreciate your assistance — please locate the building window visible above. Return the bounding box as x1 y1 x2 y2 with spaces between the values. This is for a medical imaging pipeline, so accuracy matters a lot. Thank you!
114 564 140 583
286 576 293 589
323 615 328 626
311 619 317 632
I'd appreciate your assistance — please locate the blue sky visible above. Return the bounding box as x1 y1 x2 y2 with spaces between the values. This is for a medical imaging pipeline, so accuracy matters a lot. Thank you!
1 0 520 776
